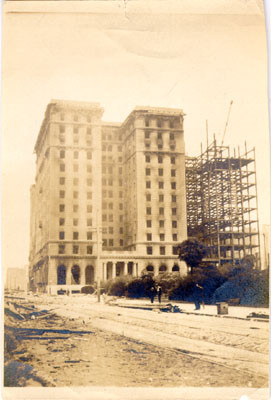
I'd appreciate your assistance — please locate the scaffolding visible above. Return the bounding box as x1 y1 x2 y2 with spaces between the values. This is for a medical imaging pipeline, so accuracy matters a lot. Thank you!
186 138 261 267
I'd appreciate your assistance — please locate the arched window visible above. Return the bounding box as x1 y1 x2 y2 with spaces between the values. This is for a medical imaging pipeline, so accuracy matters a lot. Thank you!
71 265 80 284
146 265 154 272
57 265 66 285
159 265 167 273
172 265 180 272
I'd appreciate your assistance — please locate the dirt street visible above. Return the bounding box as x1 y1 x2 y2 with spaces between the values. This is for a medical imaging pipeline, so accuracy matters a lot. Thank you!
4 294 269 388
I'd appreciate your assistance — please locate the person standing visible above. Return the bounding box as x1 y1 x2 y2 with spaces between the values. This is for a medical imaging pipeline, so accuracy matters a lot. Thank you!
149 286 156 304
193 283 203 310
157 285 162 303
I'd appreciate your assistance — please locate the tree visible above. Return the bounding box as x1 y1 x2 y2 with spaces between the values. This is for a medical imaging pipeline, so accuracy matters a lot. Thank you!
177 238 207 274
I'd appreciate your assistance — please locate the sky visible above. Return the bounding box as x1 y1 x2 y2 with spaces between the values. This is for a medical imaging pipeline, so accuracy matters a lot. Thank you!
2 0 270 272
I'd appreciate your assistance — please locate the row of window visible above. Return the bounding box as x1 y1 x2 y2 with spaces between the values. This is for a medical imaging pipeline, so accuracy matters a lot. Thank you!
59 126 92 135
146 246 178 255
59 136 92 146
102 178 123 186
59 113 92 123
59 177 92 186
102 166 122 174
102 133 122 141
146 233 178 241
146 220 178 230
59 204 92 213
59 218 93 226
58 244 93 255
103 239 123 247
59 163 92 173
145 194 177 206
146 181 176 190
146 168 176 177
145 131 176 140
102 144 122 152
145 141 175 150
102 190 123 198
59 191 92 199
145 155 176 164
145 118 177 129
60 150 92 159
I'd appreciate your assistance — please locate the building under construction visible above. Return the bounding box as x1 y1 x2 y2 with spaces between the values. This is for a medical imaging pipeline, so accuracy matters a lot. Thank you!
186 138 261 267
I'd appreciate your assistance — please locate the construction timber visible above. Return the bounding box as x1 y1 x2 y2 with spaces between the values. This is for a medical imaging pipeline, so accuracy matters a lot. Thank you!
186 139 261 267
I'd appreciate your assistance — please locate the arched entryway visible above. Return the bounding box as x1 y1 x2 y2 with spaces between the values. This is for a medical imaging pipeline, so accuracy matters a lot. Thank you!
159 265 167 273
57 265 66 285
85 265 94 284
172 265 180 273
71 265 80 284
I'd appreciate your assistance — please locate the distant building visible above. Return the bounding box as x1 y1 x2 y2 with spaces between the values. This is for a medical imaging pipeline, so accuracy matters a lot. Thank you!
5 268 27 291
29 100 187 294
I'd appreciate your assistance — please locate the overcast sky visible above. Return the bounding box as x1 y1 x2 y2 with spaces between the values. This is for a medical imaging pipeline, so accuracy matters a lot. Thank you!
2 0 269 272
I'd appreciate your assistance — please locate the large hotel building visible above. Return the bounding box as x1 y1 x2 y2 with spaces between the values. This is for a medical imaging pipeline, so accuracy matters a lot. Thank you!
29 99 187 294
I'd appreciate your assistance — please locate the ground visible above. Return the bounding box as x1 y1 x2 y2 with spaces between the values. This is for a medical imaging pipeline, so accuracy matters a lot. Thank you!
3 293 269 397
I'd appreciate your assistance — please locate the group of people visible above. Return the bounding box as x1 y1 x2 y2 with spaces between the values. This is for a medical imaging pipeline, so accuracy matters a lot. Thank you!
149 282 204 310
149 285 162 303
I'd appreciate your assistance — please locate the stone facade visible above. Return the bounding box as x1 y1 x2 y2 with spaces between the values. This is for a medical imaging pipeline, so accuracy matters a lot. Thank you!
29 100 187 294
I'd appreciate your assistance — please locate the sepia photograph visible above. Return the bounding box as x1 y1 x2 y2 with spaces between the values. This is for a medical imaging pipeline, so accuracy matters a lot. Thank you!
2 1 270 399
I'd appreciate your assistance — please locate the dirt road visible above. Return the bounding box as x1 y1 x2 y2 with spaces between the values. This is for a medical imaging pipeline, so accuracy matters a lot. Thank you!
4 294 269 389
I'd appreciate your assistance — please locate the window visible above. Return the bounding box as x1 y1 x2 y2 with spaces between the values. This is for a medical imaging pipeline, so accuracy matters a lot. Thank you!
59 218 65 226
158 181 164 189
87 205 92 213
87 246 92 255
119 215 123 222
60 190 65 198
172 221 178 228
145 154 150 163
87 218 92 226
73 218 78 226
146 168 151 176
171 169 176 177
160 234 165 241
108 191 113 198
146 181 151 189
87 232 92 240
73 245 79 254
118 156 122 162
109 239 114 246
60 163 65 172
103 239 107 247
73 127 78 134
119 227 123 234
158 155 163 163
87 151 92 160
160 246 166 255
119 203 123 210
74 151 79 159
172 246 178 255
119 167 122 174
59 177 65 185
172 233 178 241
87 165 92 173
73 191 78 199
102 178 106 185
108 202 113 210
74 114 78 121
170 132 175 140
145 131 150 139
146 193 151 201
108 179 113 186
109 214 113 222
147 220 152 228
109 227 114 234
73 178 78 186
172 208 177 216
60 125 65 133
87 192 92 199
157 131 162 139
60 150 65 158
120 239 123 246
159 207 164 215
146 207 151 215
172 195 177 202
59 231 65 240
171 156 175 164
87 179 92 186
87 128 91 135
108 145 112 152
118 145 122 152
119 179 123 186
147 233 152 241
73 205 78 212
59 134 65 143
60 113 65 121
171 182 176 190
73 164 78 172
58 244 65 254
59 204 65 212
102 214 107 222
159 220 164 228
159 194 164 202
73 232 79 240
119 191 123 198
145 119 149 127
158 168 163 176
147 246 153 255
157 119 162 128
